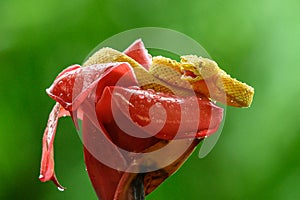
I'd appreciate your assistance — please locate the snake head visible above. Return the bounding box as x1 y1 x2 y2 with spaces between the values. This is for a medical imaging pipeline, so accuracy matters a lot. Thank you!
150 55 254 107
180 55 254 107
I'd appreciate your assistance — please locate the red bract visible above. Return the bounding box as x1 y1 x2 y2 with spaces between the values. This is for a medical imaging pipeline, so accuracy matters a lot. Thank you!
123 39 152 69
39 39 223 199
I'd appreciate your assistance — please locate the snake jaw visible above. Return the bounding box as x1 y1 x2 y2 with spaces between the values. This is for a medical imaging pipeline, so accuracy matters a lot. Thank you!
180 55 220 80
180 63 203 82
179 55 254 107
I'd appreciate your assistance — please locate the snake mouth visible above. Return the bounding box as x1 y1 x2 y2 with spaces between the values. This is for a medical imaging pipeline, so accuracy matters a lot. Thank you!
182 69 198 79
180 63 203 82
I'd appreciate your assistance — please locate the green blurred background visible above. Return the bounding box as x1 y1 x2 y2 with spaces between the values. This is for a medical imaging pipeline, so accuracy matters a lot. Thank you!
1 0 300 199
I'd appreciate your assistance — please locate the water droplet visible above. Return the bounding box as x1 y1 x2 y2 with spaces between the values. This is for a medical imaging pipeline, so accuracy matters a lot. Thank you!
154 95 161 100
94 72 100 78
57 187 65 192
155 102 162 108
147 89 155 93
129 86 140 90
132 159 137 165
168 104 175 109
58 81 63 85
39 174 44 179
138 94 145 99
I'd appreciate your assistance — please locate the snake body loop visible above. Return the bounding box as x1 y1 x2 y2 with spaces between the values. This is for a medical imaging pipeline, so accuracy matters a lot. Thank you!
84 47 254 107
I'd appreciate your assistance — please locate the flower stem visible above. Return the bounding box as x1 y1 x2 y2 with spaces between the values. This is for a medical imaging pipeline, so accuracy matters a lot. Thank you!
131 173 145 200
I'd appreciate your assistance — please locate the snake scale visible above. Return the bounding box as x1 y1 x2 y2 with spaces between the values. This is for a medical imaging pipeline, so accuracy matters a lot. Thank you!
84 47 254 108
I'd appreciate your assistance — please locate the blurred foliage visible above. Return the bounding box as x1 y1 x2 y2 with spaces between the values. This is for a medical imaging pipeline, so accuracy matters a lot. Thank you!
1 0 300 199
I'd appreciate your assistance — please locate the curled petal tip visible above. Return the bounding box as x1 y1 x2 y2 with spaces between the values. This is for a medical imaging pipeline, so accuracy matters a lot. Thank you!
51 175 66 192
38 174 44 180
57 187 65 192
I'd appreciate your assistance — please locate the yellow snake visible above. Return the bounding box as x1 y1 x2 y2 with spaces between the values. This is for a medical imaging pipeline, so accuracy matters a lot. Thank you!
83 47 254 108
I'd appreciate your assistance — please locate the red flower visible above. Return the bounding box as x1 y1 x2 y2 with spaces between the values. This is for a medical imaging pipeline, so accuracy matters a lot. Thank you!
39 39 223 199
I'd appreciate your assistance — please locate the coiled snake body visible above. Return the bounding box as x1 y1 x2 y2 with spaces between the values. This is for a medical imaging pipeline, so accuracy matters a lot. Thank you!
84 47 254 108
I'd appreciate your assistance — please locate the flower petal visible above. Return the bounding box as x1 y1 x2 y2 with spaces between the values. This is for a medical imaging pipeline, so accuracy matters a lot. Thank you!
46 63 138 112
124 39 152 70
39 103 68 190
97 86 223 140
82 111 127 200
40 62 138 190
